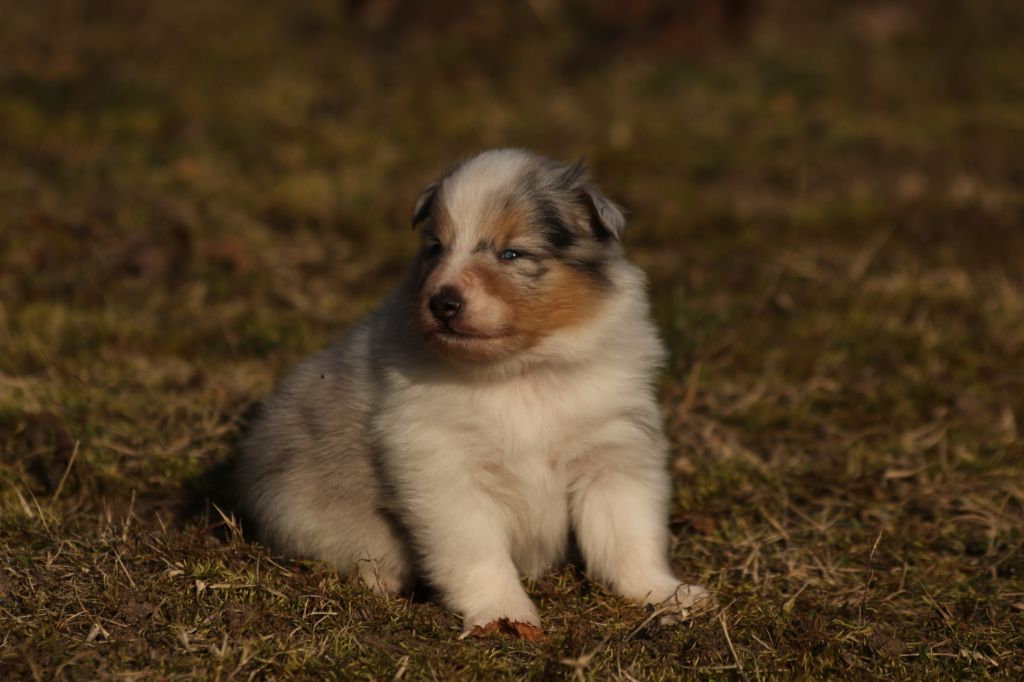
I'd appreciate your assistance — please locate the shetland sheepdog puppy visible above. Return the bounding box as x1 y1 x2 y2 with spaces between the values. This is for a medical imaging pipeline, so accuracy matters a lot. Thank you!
238 149 712 639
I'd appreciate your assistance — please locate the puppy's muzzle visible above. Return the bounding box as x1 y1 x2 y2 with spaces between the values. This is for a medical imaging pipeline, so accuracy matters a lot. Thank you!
429 286 463 322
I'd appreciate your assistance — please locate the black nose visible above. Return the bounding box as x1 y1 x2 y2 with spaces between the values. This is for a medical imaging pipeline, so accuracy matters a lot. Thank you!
429 286 463 321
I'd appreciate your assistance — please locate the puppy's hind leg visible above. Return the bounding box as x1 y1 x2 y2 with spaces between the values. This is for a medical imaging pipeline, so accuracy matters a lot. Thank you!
275 494 414 596
347 512 415 597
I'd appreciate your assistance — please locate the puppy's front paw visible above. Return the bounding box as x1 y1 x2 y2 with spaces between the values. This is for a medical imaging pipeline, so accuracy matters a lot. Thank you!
462 598 542 641
657 583 716 623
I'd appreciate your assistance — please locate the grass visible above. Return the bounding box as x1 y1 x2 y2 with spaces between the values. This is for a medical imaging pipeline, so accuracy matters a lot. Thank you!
1 0 1023 678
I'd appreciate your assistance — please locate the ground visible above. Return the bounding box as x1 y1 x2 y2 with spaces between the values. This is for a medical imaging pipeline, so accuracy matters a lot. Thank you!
1 0 1022 679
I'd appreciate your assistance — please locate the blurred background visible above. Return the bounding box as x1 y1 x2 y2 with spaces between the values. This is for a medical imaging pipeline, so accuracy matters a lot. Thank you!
1 1 1022 678
3 1 1021 319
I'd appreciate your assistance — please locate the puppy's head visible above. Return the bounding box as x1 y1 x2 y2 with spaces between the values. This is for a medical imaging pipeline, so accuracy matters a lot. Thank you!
409 149 628 364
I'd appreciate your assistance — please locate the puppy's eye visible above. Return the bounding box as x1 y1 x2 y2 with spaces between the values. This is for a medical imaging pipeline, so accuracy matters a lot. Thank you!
499 249 523 261
424 242 444 258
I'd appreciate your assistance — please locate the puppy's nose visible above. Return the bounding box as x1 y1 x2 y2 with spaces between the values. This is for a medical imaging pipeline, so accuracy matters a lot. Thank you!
429 286 463 321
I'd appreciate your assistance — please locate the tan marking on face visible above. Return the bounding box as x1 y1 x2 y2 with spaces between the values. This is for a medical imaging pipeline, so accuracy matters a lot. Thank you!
479 258 604 346
478 201 528 245
427 198 456 243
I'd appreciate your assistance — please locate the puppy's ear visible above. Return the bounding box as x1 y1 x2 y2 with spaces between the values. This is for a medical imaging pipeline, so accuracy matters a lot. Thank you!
581 186 627 241
558 159 627 241
411 182 438 228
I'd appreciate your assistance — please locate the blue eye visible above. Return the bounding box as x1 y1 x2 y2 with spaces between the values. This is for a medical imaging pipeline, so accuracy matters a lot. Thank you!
499 249 522 260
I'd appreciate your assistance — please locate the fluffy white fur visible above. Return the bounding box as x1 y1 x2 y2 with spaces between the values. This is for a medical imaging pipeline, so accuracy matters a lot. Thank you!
237 149 711 636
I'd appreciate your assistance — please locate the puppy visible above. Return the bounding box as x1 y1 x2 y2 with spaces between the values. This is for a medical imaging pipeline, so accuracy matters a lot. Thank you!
237 149 711 638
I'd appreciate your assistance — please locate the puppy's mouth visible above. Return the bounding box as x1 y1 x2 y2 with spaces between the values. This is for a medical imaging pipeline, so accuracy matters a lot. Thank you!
424 326 521 362
427 328 511 343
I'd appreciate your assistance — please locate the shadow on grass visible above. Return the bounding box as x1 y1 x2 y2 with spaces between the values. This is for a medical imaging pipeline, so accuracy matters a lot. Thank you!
177 401 262 545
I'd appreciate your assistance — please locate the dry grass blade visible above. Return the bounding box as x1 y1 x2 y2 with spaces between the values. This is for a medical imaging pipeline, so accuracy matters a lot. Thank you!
719 610 744 676
50 439 80 503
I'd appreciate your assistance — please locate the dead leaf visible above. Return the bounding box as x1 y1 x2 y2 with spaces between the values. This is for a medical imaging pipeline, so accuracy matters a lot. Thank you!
199 235 253 274
469 618 543 642
676 512 717 536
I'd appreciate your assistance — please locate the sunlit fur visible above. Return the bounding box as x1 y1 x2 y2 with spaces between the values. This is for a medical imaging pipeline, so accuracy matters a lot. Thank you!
237 149 711 635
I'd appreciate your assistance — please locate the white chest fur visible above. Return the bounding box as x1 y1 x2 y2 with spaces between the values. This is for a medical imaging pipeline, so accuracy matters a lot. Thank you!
379 363 648 575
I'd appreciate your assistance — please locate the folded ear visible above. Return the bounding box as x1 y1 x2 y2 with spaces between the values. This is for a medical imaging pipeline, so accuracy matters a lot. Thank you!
411 182 438 228
555 160 627 241
580 184 627 241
